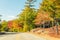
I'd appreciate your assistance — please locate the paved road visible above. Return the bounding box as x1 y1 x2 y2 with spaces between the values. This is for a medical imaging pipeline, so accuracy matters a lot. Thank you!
0 33 48 40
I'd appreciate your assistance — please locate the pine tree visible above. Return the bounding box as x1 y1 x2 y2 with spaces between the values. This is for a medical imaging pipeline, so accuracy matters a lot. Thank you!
18 0 37 32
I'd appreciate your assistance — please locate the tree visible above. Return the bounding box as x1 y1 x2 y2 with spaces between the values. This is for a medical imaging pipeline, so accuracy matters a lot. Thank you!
38 0 60 35
1 20 8 32
34 11 53 28
18 0 37 32
8 19 22 32
40 0 60 20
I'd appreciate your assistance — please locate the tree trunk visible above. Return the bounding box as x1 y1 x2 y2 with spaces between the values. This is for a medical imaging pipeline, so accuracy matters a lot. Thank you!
55 22 59 35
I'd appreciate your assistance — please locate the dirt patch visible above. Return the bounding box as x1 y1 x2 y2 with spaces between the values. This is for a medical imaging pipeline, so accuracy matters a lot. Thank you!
30 26 60 38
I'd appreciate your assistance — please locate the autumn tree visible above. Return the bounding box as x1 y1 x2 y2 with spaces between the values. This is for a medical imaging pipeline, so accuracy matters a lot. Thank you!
8 19 22 32
38 0 60 34
34 10 53 28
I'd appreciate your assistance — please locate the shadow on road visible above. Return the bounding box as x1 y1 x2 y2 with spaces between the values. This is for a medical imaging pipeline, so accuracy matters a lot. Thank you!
0 32 20 36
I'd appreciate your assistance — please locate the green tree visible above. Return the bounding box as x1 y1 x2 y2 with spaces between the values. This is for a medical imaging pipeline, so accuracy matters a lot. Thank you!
1 20 8 32
40 0 60 20
18 0 37 32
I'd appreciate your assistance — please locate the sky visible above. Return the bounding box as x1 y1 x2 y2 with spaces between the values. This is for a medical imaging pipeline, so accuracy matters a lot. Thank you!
0 0 42 21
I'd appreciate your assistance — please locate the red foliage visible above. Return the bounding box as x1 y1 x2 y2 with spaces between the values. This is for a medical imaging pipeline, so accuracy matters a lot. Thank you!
8 21 13 28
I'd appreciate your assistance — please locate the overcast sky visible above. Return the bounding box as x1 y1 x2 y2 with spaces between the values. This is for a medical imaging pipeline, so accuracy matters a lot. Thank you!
0 0 42 21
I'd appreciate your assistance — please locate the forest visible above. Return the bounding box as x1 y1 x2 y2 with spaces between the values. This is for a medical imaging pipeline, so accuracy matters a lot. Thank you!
0 0 60 34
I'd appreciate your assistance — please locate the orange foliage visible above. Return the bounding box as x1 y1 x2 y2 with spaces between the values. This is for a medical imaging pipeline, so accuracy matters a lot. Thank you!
8 20 22 29
34 11 53 25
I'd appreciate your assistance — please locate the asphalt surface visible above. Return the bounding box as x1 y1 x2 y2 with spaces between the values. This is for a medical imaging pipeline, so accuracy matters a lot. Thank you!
0 32 48 40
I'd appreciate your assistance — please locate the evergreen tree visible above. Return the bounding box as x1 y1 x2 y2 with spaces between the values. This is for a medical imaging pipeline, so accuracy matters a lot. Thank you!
18 0 37 32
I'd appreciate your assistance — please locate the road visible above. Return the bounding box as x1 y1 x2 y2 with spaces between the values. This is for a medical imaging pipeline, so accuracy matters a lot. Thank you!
0 33 48 40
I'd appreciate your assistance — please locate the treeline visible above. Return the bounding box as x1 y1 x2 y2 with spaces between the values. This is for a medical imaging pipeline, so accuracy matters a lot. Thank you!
0 0 60 32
